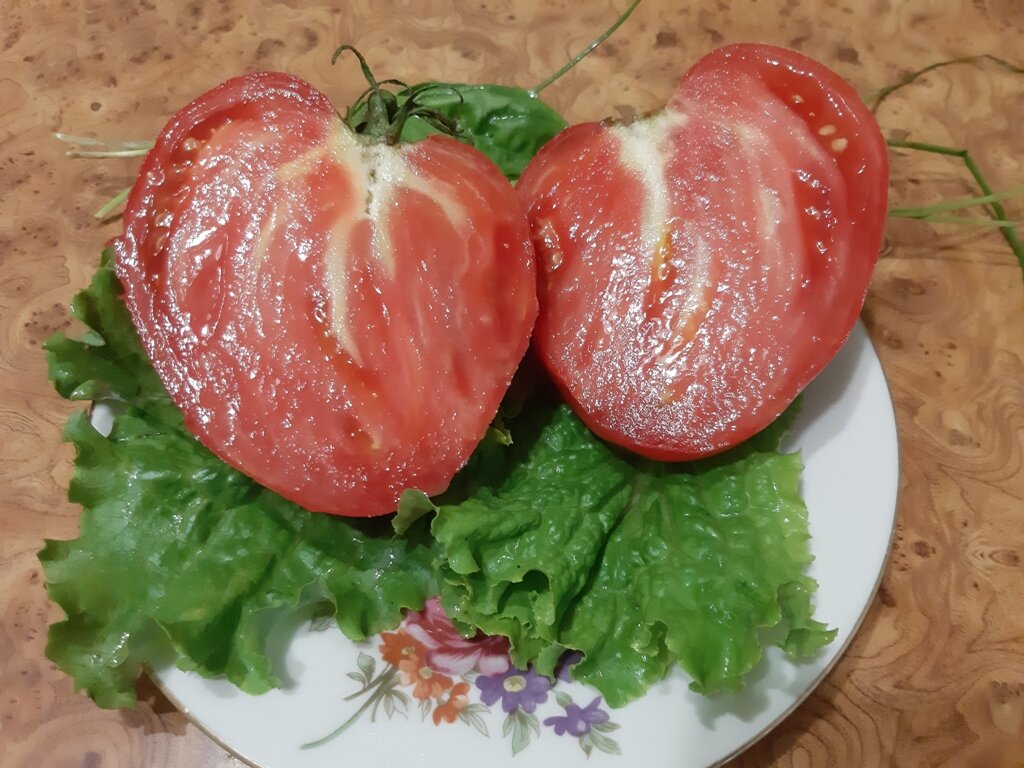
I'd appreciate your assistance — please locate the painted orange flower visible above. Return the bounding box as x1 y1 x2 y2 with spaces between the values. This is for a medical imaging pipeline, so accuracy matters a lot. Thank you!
379 630 425 667
398 655 453 700
432 681 471 725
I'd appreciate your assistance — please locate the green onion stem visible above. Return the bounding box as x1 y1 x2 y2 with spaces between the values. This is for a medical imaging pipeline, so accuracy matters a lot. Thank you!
531 0 643 96
887 138 1024 270
868 54 1023 112
53 132 153 150
888 185 1024 218
888 214 1023 228
65 148 151 159
94 188 131 220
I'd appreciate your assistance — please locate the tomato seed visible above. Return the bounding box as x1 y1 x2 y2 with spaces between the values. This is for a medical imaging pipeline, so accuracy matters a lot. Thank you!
146 226 169 253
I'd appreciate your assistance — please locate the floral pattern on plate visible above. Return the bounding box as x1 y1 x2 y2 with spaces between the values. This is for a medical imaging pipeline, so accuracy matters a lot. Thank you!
303 597 621 757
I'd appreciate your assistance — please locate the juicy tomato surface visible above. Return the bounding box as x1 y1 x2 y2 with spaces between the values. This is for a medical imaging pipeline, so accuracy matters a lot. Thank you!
114 72 537 516
518 44 888 461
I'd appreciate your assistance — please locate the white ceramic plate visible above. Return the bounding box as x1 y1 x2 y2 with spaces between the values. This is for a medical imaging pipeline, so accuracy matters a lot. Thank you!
152 321 899 768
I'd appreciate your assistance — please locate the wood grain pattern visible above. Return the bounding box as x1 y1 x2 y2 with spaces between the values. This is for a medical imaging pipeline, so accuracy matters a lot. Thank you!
1 0 1022 765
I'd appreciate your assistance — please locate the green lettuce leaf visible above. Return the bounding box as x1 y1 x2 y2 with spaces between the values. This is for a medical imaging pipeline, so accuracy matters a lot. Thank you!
44 252 182 429
385 83 567 181
432 403 834 707
40 252 439 708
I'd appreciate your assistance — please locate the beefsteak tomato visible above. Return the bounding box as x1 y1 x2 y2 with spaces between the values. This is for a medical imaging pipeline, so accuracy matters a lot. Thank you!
114 72 537 516
518 43 888 461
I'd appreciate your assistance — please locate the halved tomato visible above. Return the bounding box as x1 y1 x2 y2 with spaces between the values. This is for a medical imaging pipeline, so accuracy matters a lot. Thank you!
517 44 888 461
114 72 537 516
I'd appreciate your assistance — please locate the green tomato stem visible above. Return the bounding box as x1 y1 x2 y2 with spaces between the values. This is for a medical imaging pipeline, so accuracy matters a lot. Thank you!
334 46 466 144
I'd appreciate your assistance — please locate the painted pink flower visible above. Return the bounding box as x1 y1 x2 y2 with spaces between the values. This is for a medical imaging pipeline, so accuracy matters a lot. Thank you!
402 597 511 676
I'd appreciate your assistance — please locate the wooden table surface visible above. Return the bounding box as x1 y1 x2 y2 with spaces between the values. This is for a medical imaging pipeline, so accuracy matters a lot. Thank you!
2 1 1023 765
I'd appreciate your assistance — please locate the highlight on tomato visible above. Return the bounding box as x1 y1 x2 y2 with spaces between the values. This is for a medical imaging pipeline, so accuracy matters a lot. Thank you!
114 52 538 517
518 43 889 461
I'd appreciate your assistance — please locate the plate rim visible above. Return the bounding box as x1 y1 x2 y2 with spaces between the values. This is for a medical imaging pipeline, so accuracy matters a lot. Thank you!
710 323 901 765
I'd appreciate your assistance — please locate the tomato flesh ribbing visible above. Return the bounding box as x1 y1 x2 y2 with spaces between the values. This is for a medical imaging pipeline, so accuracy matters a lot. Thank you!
115 73 537 516
518 44 888 460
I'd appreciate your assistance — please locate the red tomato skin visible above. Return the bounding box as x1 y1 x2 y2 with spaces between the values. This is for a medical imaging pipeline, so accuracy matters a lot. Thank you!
518 44 888 461
115 72 538 516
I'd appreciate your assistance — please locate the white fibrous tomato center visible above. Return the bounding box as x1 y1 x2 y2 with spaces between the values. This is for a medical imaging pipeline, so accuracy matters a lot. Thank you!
273 127 472 364
609 110 714 391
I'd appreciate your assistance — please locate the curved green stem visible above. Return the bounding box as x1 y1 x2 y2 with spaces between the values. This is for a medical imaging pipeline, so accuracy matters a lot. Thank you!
531 0 643 96
332 44 379 86
887 138 1024 272
869 55 1023 112
333 47 467 144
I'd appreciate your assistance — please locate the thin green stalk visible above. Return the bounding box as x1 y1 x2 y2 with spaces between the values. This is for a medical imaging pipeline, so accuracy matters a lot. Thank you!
887 138 1024 269
869 54 1024 112
888 214 1023 228
888 185 1024 218
54 132 153 158
531 0 643 96
64 148 150 159
53 132 153 150
94 187 131 219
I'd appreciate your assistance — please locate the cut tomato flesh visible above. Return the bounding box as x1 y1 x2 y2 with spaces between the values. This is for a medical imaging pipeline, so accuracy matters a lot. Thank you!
116 73 537 516
518 44 888 460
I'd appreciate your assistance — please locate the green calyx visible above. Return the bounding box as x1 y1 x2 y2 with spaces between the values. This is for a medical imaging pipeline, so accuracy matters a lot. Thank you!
332 45 463 144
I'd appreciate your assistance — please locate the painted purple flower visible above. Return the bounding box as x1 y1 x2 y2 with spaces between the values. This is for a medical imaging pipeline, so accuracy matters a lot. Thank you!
544 696 610 736
475 665 551 713
555 650 583 682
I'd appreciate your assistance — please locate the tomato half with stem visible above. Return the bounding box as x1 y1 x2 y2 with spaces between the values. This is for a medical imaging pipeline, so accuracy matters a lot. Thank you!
518 44 888 461
114 71 537 516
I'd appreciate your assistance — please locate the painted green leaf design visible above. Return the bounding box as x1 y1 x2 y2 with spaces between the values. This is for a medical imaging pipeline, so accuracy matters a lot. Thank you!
357 652 375 683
